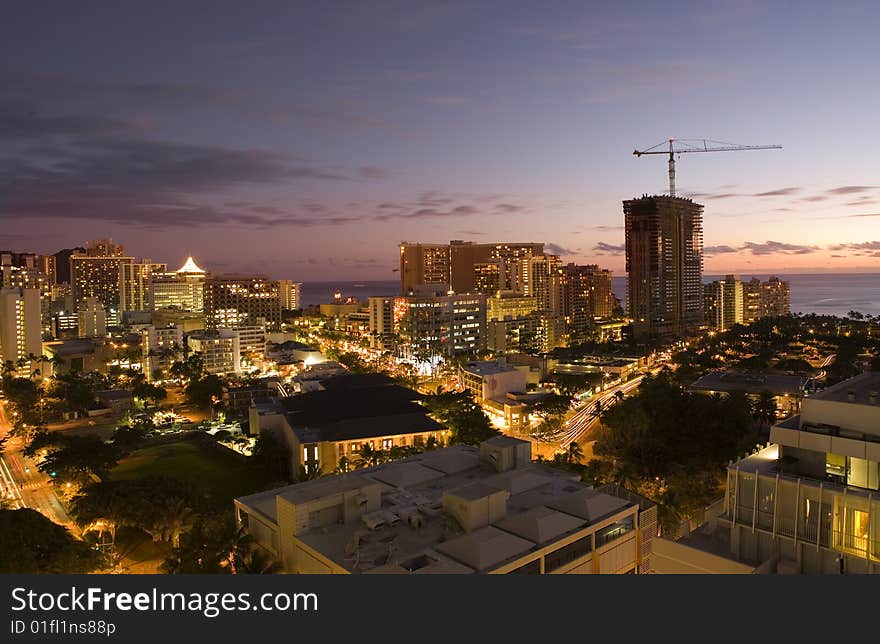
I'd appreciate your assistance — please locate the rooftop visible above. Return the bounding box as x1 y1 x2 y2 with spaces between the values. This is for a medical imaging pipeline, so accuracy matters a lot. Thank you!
175 256 205 274
461 360 518 377
809 371 880 405
690 371 808 396
236 440 642 574
272 374 443 442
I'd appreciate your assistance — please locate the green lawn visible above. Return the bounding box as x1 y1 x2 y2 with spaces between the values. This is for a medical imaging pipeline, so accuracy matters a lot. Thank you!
111 439 273 509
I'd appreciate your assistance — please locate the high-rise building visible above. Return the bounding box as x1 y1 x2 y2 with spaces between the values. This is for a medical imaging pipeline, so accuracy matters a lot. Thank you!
557 264 614 339
399 243 451 294
278 280 302 311
473 262 502 296
187 329 241 375
120 259 167 312
204 275 282 331
761 276 791 318
0 287 42 377
741 276 791 323
368 296 395 351
721 372 880 573
523 254 562 313
77 297 107 338
486 292 538 321
141 325 184 382
624 195 704 339
150 257 206 312
703 274 744 331
70 240 134 325
395 291 486 358
399 241 544 295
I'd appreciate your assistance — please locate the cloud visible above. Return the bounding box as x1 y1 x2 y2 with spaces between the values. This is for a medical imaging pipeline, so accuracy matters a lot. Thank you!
826 185 876 195
545 243 576 256
588 225 623 232
456 230 485 236
753 187 800 197
799 196 828 202
593 242 625 255
358 166 387 179
704 245 738 256
846 213 880 218
741 240 820 255
827 241 880 252
494 203 525 213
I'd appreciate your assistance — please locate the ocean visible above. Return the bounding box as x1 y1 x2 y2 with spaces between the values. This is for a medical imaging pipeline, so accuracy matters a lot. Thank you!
301 274 880 317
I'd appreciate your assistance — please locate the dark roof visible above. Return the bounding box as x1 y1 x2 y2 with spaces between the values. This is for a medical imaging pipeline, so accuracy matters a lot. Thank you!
275 375 440 442
690 371 807 396
97 389 133 400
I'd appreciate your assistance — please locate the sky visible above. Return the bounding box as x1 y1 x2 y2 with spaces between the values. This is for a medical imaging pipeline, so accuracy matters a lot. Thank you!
1 0 879 280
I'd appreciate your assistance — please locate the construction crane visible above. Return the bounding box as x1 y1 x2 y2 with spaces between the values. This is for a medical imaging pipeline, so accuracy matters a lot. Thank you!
633 139 782 197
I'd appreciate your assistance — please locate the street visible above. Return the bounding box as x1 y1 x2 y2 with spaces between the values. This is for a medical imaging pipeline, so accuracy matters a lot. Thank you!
0 401 78 533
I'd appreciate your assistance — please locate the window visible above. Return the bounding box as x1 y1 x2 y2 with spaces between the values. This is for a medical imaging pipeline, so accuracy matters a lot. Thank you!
826 453 846 480
847 457 879 491
237 508 249 528
350 442 360 453
508 559 541 574
596 516 635 548
544 535 593 572
381 438 393 450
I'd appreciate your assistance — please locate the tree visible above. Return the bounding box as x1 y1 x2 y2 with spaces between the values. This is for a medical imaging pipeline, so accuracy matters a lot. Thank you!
420 390 499 446
170 352 204 384
752 390 777 429
38 435 122 486
0 508 104 573
567 441 584 464
527 393 571 420
252 431 291 481
185 374 224 407
132 381 167 407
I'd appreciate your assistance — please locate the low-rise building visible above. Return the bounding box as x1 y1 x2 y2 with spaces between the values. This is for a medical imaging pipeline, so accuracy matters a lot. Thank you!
234 436 656 574
460 359 528 403
249 373 447 476
689 371 809 416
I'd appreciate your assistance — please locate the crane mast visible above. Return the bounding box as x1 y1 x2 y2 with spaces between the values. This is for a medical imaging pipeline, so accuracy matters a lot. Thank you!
633 138 782 197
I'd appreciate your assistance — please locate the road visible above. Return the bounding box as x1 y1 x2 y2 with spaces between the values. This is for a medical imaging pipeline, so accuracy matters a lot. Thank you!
0 400 78 533
559 375 647 449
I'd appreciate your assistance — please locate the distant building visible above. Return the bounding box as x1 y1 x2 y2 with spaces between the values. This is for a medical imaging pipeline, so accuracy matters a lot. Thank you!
367 297 395 351
558 263 614 339
0 287 42 376
703 275 744 331
395 291 486 359
487 312 563 354
187 329 241 375
70 239 134 325
150 258 206 312
742 276 791 323
399 241 544 295
119 259 167 313
204 274 282 331
719 372 880 573
278 280 302 311
689 371 808 416
234 436 656 574
152 309 205 333
140 325 184 382
624 196 703 339
522 254 562 313
77 297 107 338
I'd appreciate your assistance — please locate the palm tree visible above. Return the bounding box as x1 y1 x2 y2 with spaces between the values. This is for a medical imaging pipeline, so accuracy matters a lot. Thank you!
236 548 282 574
588 400 604 421
752 390 777 429
156 498 194 549
567 441 584 465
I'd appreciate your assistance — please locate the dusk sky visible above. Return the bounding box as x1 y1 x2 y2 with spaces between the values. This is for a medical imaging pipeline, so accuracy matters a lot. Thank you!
2 1 879 280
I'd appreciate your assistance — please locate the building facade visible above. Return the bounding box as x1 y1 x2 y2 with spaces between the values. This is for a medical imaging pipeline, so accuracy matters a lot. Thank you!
120 259 167 312
0 287 42 376
70 245 134 325
77 297 107 338
140 325 184 382
395 292 486 359
278 280 302 311
719 372 880 573
624 196 704 339
204 275 282 331
187 329 241 375
703 275 744 331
